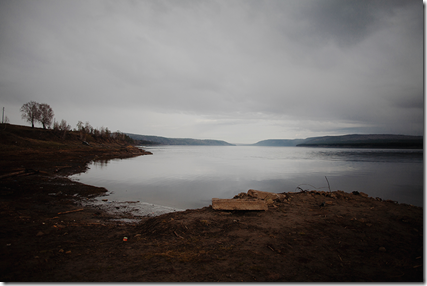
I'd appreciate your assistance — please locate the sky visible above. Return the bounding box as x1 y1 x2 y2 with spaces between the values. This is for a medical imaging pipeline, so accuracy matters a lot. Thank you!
0 0 424 144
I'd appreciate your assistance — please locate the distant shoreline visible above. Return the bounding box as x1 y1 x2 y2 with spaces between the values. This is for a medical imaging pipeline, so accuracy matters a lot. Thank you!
296 144 423 149
128 133 423 148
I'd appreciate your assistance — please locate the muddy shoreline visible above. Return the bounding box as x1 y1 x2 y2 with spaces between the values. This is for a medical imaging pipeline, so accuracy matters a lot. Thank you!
0 125 423 282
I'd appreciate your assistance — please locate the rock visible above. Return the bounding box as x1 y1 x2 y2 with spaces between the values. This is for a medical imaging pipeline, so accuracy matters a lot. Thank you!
36 231 44 236
379 247 386 252
233 192 248 199
212 198 268 211
325 201 333 205
247 189 286 202
265 199 274 205
219 212 232 215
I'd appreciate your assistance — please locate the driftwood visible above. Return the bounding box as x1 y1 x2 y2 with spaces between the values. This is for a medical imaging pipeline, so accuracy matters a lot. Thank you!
212 190 287 211
0 169 49 179
55 166 72 173
57 209 84 215
0 170 26 179
212 198 268 211
173 231 184 239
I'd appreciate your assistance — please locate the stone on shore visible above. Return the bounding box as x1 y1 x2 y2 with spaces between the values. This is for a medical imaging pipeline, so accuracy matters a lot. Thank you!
248 189 287 202
212 198 268 211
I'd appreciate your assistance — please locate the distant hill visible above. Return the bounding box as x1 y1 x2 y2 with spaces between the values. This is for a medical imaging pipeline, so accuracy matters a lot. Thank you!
126 134 235 146
252 139 306 146
298 134 423 148
254 134 423 149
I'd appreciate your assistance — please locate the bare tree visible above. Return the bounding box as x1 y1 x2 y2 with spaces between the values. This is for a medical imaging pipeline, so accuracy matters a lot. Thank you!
76 121 84 131
59 119 70 131
85 121 93 134
38 103 54 129
93 128 100 137
20 101 40 128
105 127 111 138
59 119 71 139
53 119 60 131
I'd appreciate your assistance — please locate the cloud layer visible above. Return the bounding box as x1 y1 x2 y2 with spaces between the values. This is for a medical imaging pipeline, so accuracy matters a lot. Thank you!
0 0 423 143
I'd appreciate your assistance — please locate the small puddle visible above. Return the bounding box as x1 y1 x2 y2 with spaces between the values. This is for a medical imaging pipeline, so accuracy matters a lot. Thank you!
78 197 184 222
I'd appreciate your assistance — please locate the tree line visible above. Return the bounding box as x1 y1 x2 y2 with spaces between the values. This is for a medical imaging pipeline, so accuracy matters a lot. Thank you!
20 101 133 143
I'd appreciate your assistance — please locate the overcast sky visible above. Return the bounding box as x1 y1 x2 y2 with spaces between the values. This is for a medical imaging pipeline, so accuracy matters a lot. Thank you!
0 0 423 144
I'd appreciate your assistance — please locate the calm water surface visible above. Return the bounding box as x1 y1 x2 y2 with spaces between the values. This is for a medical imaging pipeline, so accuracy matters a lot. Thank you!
70 146 423 209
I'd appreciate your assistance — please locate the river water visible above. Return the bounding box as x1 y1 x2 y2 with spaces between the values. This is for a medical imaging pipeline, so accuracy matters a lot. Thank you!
70 146 424 209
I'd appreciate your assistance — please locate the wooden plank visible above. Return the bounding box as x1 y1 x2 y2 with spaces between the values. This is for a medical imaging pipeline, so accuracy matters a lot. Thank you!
212 198 267 211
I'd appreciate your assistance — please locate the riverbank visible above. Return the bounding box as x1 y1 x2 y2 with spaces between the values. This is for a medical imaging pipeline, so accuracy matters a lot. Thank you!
0 124 423 282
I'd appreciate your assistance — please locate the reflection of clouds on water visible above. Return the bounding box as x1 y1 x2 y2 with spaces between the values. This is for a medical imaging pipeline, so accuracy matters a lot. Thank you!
71 146 424 209
310 149 423 163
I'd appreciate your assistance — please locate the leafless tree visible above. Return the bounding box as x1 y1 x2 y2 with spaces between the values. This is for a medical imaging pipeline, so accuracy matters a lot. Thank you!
20 101 40 128
76 121 84 132
38 103 54 129
59 119 71 139
59 119 70 131
93 128 100 137
76 121 84 140
85 121 93 134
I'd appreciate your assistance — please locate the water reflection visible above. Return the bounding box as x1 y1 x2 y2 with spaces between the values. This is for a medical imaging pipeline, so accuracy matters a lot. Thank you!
71 146 424 209
310 149 423 163
93 159 111 168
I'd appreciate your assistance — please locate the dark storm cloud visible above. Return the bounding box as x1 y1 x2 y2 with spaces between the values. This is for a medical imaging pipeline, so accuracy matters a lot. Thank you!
302 0 423 47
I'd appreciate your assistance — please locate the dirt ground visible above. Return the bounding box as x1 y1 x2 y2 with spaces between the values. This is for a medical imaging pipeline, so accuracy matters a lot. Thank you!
0 125 423 282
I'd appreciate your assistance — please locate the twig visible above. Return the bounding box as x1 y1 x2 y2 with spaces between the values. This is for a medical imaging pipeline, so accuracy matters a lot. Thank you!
55 166 72 173
57 209 84 215
173 231 184 239
0 170 26 179
294 184 318 192
267 245 276 252
325 176 331 192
